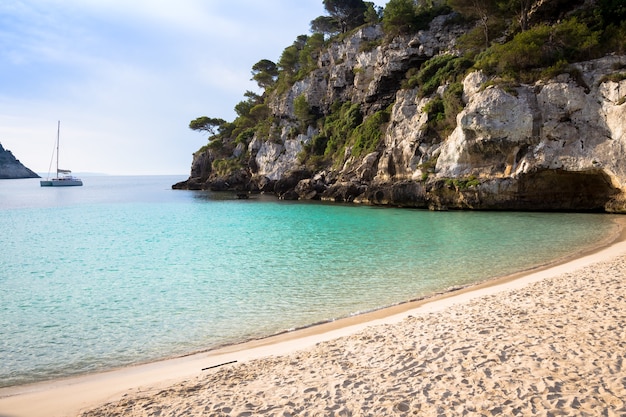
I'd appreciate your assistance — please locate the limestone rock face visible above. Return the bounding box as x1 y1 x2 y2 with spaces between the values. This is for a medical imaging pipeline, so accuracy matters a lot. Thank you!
437 84 537 178
376 89 432 183
176 14 626 212
429 55 626 211
0 144 39 179
253 132 309 182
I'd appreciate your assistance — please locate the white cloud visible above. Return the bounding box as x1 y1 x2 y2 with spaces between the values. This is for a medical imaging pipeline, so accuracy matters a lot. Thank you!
0 0 389 175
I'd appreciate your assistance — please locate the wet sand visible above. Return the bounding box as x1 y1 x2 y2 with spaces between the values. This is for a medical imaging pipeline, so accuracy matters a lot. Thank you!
1 219 625 416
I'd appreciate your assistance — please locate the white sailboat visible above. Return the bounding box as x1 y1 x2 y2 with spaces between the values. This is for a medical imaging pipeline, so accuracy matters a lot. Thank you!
40 121 83 187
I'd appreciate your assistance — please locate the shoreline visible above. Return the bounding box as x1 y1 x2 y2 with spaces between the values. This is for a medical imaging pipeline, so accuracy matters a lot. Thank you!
1 215 625 416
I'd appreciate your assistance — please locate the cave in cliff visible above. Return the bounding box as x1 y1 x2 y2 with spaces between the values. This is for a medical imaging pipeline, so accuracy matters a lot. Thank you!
515 169 619 212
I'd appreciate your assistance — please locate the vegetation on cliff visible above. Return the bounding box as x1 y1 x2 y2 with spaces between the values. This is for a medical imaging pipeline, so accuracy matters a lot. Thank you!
182 0 626 208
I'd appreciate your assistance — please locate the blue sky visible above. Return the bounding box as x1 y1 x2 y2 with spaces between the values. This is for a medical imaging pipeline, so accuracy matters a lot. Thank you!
0 0 386 176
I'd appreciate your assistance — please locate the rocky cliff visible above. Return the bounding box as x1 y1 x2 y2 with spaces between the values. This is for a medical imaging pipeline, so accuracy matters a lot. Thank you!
0 144 39 179
174 7 626 213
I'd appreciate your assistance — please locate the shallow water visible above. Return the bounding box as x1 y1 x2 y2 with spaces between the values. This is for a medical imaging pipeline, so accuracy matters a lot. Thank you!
0 176 617 387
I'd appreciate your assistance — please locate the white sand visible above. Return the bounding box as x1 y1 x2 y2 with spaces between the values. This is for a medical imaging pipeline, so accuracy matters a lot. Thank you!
2 219 626 417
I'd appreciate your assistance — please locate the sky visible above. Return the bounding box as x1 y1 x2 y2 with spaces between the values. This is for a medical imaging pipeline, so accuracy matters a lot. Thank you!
0 0 387 176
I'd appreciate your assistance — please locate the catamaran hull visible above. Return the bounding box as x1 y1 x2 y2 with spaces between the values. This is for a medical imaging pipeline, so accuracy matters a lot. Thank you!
41 121 83 187
40 179 83 187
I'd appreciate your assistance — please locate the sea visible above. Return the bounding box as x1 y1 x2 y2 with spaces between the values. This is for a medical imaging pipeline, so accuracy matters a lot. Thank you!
0 175 618 388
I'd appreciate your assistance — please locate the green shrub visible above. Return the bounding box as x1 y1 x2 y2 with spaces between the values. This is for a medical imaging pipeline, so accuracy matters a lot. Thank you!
404 54 473 97
298 33 325 77
599 72 626 83
253 116 276 141
539 60 571 81
422 82 465 139
481 78 520 96
456 26 488 57
456 19 507 57
383 0 417 35
310 135 329 156
442 82 464 128
476 25 550 76
212 158 243 176
423 96 445 125
235 128 255 145
418 55 458 95
445 175 480 189
299 102 391 167
294 94 315 129
383 0 451 36
249 104 270 121
207 138 224 150
359 39 382 53
322 102 363 159
418 156 438 181
301 154 327 170
476 17 601 81
601 21 626 55
350 108 391 157
414 4 452 31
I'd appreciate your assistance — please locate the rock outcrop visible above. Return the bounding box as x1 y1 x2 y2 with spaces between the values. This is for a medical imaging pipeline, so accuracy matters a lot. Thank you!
426 57 626 212
174 11 626 213
0 144 39 179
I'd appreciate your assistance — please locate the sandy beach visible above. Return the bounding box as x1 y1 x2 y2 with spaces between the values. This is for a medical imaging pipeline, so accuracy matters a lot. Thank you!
2 220 626 416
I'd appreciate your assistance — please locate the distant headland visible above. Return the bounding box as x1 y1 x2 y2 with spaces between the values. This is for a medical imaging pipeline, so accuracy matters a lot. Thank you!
0 143 39 179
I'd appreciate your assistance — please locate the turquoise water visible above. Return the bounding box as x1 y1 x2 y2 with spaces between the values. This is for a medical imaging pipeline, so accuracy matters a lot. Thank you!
0 176 617 388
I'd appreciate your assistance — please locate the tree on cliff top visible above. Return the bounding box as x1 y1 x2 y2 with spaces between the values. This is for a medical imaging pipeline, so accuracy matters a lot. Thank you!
323 0 368 33
448 0 500 46
311 15 342 37
312 1 380 38
251 59 278 91
382 0 452 36
189 117 227 136
383 0 418 34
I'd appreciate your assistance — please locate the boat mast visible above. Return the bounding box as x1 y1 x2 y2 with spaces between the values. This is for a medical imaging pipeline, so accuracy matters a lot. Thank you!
56 121 60 177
